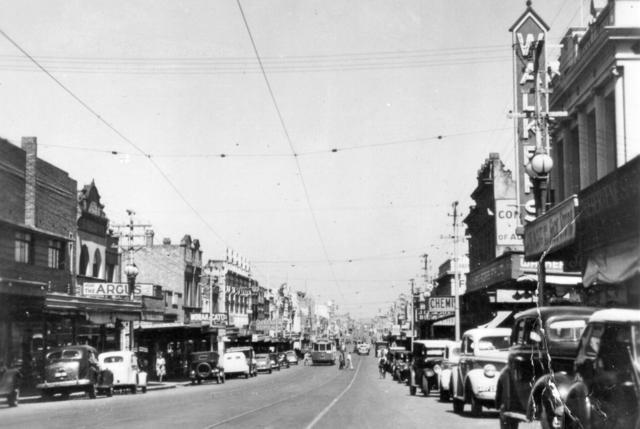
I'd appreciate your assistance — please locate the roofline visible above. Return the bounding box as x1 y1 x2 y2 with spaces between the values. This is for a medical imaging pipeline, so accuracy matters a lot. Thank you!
509 6 550 32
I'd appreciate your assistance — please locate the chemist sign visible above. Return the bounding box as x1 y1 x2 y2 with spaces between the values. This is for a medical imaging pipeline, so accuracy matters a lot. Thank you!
495 199 524 248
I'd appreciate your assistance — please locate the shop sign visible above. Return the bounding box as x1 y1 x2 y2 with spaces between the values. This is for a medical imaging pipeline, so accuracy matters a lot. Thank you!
428 296 455 312
467 255 515 292
524 196 578 259
416 308 428 321
495 199 524 247
210 312 229 326
510 7 549 224
519 256 566 274
188 312 209 323
427 311 454 321
83 282 154 298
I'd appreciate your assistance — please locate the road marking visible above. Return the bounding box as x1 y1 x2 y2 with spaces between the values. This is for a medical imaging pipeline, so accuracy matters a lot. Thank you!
304 359 362 429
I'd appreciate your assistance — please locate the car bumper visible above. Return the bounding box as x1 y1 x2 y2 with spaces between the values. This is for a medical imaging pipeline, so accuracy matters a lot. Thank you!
37 379 92 389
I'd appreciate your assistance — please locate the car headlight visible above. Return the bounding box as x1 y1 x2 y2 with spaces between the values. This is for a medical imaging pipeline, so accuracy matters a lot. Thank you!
483 364 496 378
433 364 442 375
426 369 435 377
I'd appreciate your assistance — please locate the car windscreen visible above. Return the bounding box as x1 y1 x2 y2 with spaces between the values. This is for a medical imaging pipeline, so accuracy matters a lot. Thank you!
477 336 511 351
103 356 124 363
546 319 587 343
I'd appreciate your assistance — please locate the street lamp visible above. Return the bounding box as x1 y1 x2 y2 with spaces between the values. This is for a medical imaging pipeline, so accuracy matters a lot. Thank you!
525 149 554 217
124 263 138 300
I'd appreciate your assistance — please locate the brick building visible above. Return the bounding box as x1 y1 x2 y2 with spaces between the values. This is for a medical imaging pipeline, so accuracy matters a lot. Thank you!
0 137 141 385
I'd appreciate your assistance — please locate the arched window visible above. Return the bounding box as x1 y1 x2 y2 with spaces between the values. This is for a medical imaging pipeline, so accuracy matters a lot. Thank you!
79 245 90 276
92 249 102 278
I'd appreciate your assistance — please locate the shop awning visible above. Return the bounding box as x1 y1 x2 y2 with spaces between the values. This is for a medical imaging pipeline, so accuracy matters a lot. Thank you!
433 316 455 326
45 292 142 322
477 311 513 329
583 237 640 287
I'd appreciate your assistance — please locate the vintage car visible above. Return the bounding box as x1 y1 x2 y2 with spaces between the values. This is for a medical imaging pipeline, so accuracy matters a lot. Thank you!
222 351 251 379
269 353 281 371
374 341 388 357
0 362 22 407
188 351 224 384
438 341 461 402
388 348 410 382
357 343 370 356
98 351 148 394
37 345 104 400
409 340 454 396
496 306 596 428
227 347 257 377
558 309 640 429
277 352 290 369
451 328 511 416
284 351 299 365
255 353 273 374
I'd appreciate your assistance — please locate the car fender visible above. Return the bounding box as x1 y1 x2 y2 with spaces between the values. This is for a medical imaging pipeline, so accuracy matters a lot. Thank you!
563 380 591 428
440 368 452 391
495 366 510 409
464 369 494 399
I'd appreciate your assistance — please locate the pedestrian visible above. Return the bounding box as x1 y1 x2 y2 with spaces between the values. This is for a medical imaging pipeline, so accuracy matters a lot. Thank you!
378 355 387 378
346 351 353 370
339 351 345 370
155 352 166 383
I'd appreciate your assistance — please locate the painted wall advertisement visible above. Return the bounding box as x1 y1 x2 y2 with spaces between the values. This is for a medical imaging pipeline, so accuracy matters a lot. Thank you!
495 199 524 248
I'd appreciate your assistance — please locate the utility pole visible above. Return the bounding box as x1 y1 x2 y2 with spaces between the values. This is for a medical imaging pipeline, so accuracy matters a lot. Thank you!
450 202 462 342
409 278 415 353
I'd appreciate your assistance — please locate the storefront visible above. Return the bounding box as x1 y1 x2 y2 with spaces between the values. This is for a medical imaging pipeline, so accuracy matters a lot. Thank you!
464 252 581 330
576 156 640 307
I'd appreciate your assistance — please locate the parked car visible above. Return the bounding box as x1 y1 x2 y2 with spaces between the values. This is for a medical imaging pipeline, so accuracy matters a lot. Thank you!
188 351 224 384
558 309 640 429
451 328 511 416
255 354 273 374
227 347 257 377
439 341 461 402
284 351 299 365
409 340 453 396
496 306 596 428
98 351 148 394
388 348 410 382
0 362 22 407
222 352 251 379
36 345 104 400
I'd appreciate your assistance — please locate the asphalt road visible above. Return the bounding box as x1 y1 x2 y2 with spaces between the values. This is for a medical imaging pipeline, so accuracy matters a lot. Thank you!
0 354 530 429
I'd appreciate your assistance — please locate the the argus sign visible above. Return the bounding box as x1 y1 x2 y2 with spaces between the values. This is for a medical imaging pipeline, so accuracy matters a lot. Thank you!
83 282 154 297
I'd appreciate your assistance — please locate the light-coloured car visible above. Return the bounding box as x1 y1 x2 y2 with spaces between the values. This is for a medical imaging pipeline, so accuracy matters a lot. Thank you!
438 341 461 402
98 351 148 394
284 351 299 365
451 328 511 416
222 352 251 379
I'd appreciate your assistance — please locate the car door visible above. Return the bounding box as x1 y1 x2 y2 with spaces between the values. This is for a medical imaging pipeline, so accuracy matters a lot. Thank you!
456 335 473 397
508 317 536 410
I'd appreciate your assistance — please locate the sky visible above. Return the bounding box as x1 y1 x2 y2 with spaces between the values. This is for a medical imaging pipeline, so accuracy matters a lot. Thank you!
0 0 588 318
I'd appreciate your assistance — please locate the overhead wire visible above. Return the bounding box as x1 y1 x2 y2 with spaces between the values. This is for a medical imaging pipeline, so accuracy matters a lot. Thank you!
0 26 233 255
235 0 345 302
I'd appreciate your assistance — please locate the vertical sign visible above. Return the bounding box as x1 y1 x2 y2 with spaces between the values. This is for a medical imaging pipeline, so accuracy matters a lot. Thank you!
509 6 550 224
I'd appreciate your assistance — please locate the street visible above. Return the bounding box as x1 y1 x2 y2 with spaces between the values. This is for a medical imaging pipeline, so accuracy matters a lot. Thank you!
1 354 513 429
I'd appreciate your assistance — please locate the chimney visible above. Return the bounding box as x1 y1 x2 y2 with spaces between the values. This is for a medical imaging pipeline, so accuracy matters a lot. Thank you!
22 137 37 227
145 229 155 247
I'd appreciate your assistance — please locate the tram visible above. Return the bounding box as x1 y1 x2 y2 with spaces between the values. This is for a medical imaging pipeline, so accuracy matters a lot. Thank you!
310 340 337 365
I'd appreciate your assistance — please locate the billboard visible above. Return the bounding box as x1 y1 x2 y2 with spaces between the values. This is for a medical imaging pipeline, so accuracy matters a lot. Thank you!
83 282 154 297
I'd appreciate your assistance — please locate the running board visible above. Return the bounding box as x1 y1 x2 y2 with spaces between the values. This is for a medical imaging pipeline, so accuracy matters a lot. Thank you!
501 411 527 421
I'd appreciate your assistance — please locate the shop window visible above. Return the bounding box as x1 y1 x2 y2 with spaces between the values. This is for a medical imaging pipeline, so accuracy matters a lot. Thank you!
14 231 33 264
47 240 65 269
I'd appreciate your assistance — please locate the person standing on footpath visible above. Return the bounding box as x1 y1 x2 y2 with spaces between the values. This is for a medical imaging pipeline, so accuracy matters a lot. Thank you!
346 351 353 370
155 352 166 383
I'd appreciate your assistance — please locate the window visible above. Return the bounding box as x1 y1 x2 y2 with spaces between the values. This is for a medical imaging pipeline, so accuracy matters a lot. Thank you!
547 319 587 343
79 245 89 275
92 249 102 278
47 240 64 269
14 231 32 263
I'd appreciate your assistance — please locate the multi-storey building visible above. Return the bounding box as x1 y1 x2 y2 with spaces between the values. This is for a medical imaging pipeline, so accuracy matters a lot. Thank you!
524 0 640 307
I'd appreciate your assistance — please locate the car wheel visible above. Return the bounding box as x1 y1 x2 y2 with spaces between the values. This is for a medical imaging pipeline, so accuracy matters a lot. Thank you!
8 389 19 407
61 391 70 400
269 369 272 374
106 387 113 397
453 398 464 414
141 386 147 394
245 372 249 379
439 385 449 402
470 394 482 417
88 384 97 399
410 386 417 396
197 378 202 385
41 390 53 401
130 385 137 394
